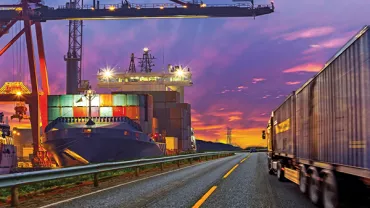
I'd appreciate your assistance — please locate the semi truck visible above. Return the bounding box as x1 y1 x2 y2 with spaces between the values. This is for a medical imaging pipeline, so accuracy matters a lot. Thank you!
264 25 370 208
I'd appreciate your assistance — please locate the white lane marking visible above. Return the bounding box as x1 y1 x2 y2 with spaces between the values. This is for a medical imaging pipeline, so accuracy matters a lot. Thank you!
39 155 238 208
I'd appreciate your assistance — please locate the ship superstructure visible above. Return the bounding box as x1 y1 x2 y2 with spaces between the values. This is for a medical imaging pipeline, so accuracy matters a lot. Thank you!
97 48 192 103
97 48 195 152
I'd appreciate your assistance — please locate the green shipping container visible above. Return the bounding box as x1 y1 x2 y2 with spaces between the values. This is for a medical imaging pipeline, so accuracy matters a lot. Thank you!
113 94 127 106
127 94 139 106
48 107 61 121
61 107 73 117
73 95 87 107
48 95 60 107
60 95 74 107
100 107 113 117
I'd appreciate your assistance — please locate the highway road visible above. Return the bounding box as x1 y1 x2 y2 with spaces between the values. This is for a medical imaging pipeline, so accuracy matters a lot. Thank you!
38 152 315 208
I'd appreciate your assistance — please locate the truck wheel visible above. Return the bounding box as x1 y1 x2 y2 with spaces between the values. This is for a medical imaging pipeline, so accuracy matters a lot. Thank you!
322 171 338 208
277 161 284 181
268 159 274 175
299 165 308 194
309 167 320 205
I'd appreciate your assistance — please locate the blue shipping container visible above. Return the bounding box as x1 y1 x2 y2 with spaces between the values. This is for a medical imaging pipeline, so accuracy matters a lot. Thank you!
48 107 61 121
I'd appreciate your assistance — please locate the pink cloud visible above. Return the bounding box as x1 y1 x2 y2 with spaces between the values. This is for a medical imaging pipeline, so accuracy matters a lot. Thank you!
285 81 301 85
303 35 353 54
279 27 335 41
283 63 322 73
252 78 266 84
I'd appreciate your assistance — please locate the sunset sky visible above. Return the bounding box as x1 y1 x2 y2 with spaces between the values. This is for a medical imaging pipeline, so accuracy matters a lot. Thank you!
0 0 369 148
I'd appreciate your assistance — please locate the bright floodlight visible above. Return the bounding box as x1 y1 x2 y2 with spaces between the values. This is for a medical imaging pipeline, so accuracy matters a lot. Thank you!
101 67 114 79
109 6 115 11
176 70 185 77
143 47 149 52
16 91 22 96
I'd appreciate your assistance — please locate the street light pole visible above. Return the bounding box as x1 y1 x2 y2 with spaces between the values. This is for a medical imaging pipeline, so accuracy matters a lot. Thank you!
84 89 96 126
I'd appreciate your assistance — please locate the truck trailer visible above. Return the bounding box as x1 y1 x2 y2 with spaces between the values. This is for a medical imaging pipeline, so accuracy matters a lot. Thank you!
264 25 370 208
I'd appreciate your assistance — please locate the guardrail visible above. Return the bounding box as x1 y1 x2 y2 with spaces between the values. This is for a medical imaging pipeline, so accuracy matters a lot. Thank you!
0 151 234 206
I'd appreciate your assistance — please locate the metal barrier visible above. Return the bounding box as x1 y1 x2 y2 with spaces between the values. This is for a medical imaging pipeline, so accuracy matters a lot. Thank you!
0 151 235 206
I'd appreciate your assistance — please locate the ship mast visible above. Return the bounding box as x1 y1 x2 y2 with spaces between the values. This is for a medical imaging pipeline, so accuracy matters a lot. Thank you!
84 89 96 126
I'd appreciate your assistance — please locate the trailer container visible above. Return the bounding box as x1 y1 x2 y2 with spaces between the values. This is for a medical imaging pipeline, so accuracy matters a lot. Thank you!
265 26 370 208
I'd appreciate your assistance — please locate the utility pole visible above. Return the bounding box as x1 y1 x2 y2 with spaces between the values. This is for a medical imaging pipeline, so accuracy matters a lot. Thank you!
226 127 232 144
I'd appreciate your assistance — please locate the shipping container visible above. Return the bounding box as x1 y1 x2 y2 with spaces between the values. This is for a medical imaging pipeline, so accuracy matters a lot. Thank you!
91 95 100 107
152 117 158 133
126 106 140 119
100 107 113 117
59 95 74 107
48 95 60 107
169 107 184 119
112 94 127 106
99 94 112 107
266 26 370 207
73 95 87 107
61 107 73 117
91 107 100 117
165 137 178 150
73 107 88 117
272 94 295 157
48 107 61 121
112 106 125 117
127 94 139 106
139 94 146 107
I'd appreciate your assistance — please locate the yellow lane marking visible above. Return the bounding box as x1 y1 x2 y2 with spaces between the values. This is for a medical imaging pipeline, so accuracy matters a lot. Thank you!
223 164 239 179
192 186 218 208
240 154 252 163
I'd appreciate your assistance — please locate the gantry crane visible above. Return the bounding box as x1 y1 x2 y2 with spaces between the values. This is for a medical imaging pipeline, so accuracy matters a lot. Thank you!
0 0 274 167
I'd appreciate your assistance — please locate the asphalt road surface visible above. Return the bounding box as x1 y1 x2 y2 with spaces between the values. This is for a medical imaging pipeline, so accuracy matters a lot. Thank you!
41 153 315 208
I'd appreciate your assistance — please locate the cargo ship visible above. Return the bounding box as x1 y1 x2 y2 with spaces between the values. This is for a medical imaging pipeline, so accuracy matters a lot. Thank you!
43 91 165 166
0 113 17 174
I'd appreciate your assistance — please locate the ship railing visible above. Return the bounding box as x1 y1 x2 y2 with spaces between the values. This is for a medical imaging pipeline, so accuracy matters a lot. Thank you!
0 151 236 206
44 116 143 133
56 3 273 10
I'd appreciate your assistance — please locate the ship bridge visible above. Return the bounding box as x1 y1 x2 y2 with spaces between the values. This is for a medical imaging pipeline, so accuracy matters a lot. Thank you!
97 48 192 102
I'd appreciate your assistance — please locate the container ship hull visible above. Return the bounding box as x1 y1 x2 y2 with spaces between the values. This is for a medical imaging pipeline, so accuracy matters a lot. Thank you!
43 118 164 167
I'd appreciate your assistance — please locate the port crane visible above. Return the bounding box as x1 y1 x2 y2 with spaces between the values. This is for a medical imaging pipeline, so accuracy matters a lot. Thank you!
0 0 274 167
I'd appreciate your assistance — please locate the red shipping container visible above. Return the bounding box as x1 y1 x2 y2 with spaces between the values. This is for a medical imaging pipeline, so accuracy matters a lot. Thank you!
113 106 126 117
91 107 99 117
73 107 87 117
126 106 140 120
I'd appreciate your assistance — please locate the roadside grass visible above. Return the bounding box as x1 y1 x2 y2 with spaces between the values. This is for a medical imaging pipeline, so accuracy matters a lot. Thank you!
0 153 229 204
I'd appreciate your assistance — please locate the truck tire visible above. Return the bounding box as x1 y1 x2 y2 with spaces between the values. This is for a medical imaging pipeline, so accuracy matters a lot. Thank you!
268 158 274 175
309 167 320 205
322 171 339 208
277 161 284 181
299 165 308 194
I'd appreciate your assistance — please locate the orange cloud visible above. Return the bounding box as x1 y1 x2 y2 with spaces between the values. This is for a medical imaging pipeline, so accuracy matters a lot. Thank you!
279 27 335 41
228 116 242 122
283 63 322 73
285 81 301 85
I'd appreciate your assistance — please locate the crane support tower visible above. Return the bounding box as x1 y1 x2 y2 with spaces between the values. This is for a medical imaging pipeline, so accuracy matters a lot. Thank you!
64 0 89 94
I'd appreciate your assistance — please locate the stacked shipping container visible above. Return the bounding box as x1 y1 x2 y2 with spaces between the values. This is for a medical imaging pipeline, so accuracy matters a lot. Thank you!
47 94 152 134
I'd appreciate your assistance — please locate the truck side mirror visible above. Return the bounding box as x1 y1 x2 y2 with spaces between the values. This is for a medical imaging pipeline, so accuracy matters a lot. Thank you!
262 130 266 139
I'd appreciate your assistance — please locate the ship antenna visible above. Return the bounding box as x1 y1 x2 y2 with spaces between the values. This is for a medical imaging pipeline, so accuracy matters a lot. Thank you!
138 47 155 73
84 88 96 126
128 53 136 73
